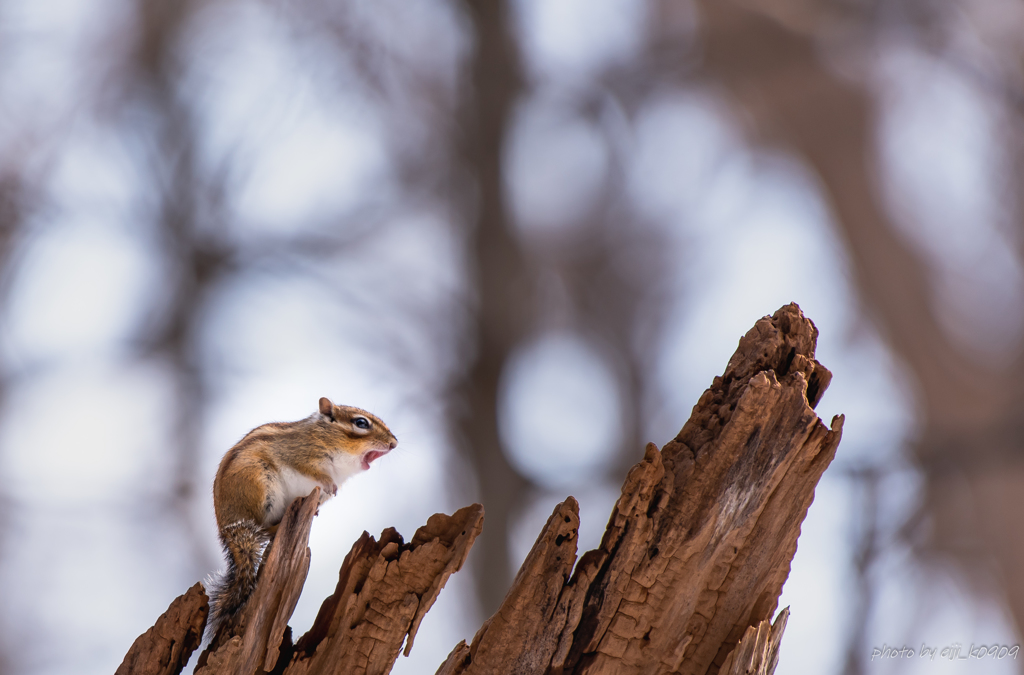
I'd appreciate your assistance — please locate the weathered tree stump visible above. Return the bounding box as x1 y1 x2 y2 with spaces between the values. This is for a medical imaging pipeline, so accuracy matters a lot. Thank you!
117 303 841 675
115 583 208 675
437 303 841 675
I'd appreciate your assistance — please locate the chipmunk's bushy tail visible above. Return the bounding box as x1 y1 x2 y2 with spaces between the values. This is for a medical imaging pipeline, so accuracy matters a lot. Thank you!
206 520 269 638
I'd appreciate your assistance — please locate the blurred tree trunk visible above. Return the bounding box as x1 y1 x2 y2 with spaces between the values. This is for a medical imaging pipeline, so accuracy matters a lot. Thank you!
119 304 839 675
451 0 675 620
0 175 28 675
453 0 534 617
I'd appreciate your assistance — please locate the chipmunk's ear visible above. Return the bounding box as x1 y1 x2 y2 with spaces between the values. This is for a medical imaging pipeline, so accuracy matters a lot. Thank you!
319 397 335 420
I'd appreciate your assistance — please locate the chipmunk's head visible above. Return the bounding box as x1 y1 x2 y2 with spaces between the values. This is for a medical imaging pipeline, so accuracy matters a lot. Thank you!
317 397 398 470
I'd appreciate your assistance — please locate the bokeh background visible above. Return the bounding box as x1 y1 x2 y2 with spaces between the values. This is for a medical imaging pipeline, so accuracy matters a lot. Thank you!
1 1 1022 673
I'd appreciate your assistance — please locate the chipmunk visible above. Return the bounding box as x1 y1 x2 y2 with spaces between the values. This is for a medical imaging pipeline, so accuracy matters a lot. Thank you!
207 397 397 635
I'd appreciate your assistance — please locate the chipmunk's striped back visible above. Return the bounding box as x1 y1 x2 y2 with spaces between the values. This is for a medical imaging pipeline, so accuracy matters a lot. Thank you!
207 397 397 638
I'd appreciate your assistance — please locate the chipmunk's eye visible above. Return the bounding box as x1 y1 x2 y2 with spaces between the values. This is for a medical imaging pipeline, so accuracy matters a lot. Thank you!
352 416 371 430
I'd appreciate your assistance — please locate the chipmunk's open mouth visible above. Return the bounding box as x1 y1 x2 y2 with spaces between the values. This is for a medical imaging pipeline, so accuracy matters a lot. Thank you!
361 450 387 471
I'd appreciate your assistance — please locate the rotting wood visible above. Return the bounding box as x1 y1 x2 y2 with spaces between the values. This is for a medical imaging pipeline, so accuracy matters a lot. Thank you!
718 607 788 675
284 503 484 675
460 498 581 674
186 492 483 675
122 303 838 675
440 302 841 675
195 485 320 675
115 582 208 675
130 489 481 675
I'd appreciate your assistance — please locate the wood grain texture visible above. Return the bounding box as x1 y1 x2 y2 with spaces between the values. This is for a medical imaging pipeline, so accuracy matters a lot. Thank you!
444 303 841 675
718 607 788 675
195 486 319 675
115 582 208 675
285 503 484 675
192 490 483 675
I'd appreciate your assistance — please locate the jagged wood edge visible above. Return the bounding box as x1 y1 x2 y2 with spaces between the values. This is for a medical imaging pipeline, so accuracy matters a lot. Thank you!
115 582 209 675
283 503 484 675
718 607 789 675
195 486 319 675
437 303 843 675
186 490 482 675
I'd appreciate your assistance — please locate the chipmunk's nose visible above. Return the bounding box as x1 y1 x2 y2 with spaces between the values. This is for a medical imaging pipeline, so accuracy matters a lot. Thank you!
389 439 397 450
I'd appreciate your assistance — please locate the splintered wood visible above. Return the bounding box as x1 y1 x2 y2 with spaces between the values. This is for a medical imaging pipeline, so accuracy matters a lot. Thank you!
115 582 208 675
285 504 484 674
195 485 321 674
440 303 842 675
718 608 788 675
120 495 483 675
119 303 840 675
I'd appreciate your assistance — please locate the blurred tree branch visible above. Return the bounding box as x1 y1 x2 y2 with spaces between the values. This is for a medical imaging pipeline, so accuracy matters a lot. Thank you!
103 0 410 581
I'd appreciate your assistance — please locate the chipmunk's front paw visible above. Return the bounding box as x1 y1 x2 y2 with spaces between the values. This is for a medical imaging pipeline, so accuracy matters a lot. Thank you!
318 483 338 504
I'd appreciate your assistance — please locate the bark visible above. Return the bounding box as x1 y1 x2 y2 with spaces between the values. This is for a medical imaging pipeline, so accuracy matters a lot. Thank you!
717 609 788 675
119 495 483 675
194 487 321 674
281 503 484 675
116 583 208 675
120 303 840 675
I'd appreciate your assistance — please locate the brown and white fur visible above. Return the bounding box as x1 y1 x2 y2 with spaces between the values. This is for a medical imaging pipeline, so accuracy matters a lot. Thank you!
207 397 397 636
